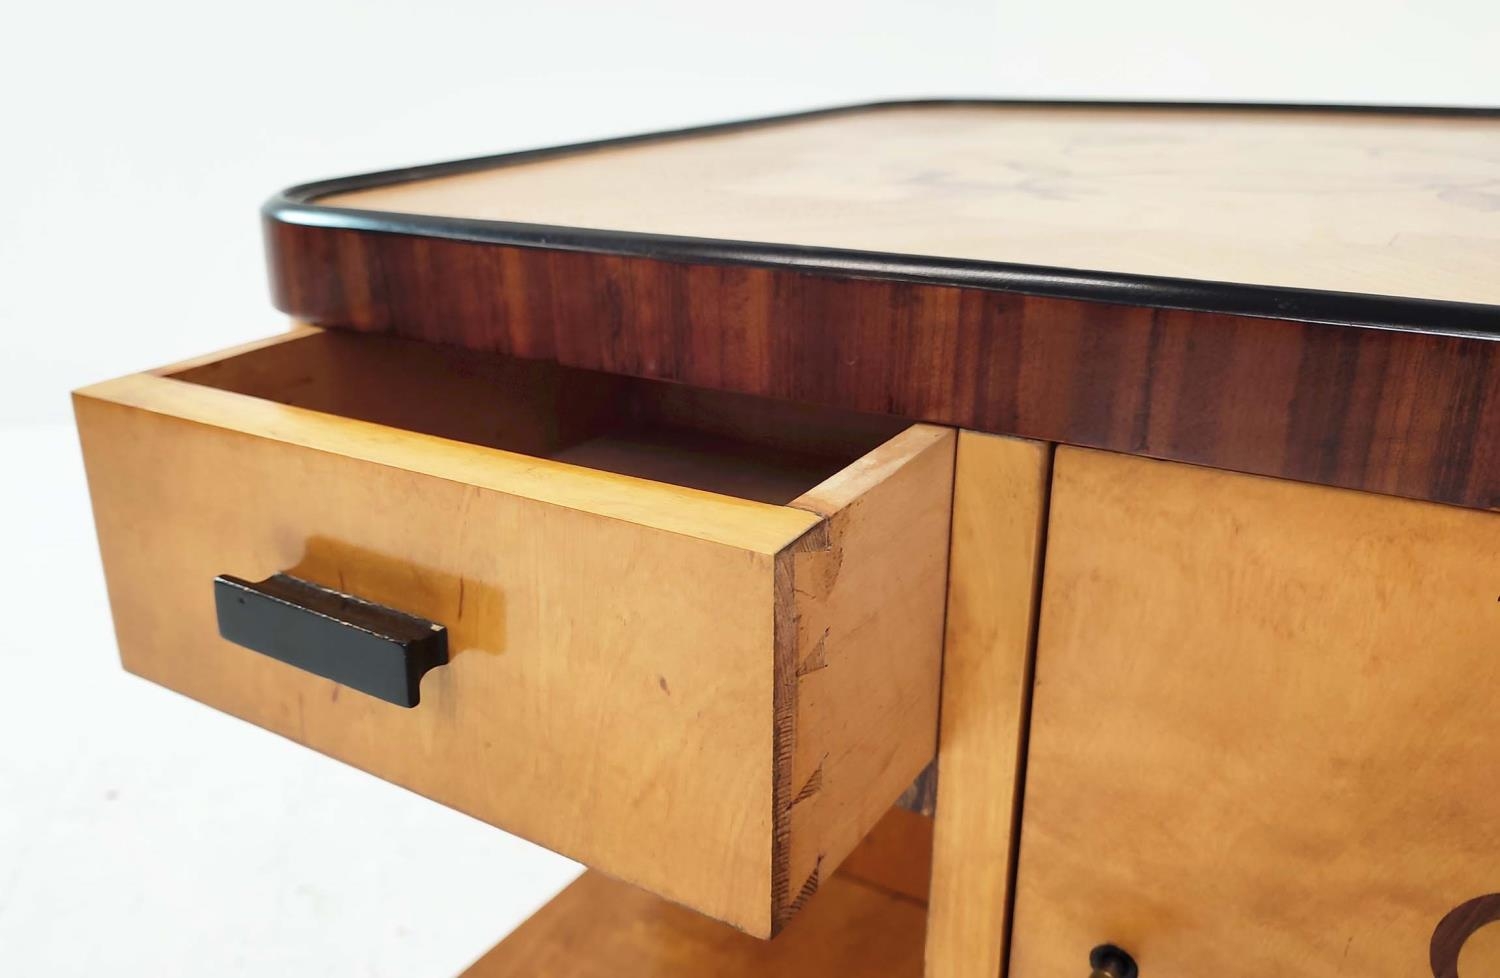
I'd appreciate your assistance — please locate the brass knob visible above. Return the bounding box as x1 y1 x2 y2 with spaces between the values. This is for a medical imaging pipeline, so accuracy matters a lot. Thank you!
1089 944 1138 978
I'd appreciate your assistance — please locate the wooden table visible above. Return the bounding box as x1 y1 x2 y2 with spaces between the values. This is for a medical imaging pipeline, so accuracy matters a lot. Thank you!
76 101 1500 978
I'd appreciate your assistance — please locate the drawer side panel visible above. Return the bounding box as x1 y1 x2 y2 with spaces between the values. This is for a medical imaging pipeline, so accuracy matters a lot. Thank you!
772 425 956 931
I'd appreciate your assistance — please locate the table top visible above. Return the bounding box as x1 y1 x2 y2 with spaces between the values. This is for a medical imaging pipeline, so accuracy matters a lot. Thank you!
263 101 1500 513
286 100 1500 334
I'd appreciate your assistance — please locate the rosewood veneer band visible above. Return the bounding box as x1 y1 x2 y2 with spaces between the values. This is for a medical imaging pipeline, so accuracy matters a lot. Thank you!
265 221 1500 513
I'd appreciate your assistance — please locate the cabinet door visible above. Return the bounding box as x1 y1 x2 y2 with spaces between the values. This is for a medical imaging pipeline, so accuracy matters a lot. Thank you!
1010 447 1500 978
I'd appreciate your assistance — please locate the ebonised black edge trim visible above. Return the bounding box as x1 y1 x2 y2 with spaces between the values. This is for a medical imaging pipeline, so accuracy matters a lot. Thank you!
263 97 1500 341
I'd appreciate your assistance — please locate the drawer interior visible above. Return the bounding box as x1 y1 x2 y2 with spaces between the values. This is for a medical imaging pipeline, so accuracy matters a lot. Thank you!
170 330 909 505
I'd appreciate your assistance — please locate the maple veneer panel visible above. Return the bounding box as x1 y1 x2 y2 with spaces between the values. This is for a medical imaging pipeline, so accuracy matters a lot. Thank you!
460 871 925 978
926 432 1051 978
1010 447 1500 977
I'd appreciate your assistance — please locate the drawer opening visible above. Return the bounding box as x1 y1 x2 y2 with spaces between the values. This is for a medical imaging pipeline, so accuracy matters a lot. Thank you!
169 329 910 505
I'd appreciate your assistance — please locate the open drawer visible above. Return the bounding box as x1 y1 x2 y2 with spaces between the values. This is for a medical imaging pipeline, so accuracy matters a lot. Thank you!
73 327 953 937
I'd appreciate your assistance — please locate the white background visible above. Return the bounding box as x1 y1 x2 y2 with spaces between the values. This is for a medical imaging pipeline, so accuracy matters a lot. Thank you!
1 1 1497 974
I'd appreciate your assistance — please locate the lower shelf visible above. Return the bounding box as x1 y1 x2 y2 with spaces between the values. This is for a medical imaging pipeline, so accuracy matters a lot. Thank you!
459 870 926 978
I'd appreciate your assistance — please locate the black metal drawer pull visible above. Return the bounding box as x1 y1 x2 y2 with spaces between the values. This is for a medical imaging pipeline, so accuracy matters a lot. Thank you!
213 573 448 708
1089 945 1138 978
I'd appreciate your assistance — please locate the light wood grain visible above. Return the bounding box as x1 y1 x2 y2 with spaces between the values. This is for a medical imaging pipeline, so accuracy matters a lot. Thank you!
459 870 925 978
775 423 955 927
1459 920 1500 978
836 805 935 905
73 331 951 937
321 104 1500 306
1010 447 1500 977
925 432 1052 978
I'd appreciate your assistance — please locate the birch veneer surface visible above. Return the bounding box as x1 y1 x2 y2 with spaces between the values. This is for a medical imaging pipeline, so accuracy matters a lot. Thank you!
319 103 1500 307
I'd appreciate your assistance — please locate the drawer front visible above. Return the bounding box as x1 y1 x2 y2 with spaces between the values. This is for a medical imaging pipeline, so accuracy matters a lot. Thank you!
1009 447 1500 977
74 330 953 938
